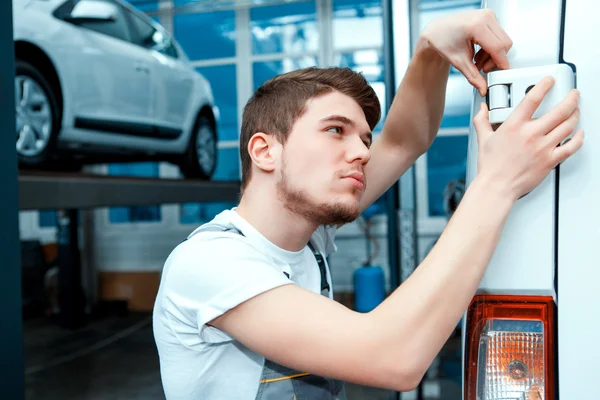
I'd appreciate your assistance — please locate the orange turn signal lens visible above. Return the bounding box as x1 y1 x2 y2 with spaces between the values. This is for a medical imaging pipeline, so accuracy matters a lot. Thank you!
464 295 555 400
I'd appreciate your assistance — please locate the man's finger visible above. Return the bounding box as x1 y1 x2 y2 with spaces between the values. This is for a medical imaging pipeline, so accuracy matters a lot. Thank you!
482 8 513 58
482 58 496 73
455 57 487 96
473 102 493 147
544 107 579 147
506 76 556 123
474 49 491 70
486 15 513 55
472 24 509 70
551 129 584 166
534 89 580 134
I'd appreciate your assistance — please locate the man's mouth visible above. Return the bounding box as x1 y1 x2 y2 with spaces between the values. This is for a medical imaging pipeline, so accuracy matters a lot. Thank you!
342 172 365 190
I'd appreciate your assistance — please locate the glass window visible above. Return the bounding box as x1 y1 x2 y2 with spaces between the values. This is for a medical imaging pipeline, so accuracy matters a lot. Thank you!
213 146 240 182
108 163 162 223
336 49 383 82
126 9 178 58
181 200 238 225
174 11 236 61
180 147 239 224
174 0 201 5
441 66 472 128
127 0 159 13
335 49 386 133
67 0 131 42
253 57 318 90
39 210 82 228
419 0 480 27
39 210 57 228
333 0 383 50
250 2 318 55
426 135 468 217
196 65 237 141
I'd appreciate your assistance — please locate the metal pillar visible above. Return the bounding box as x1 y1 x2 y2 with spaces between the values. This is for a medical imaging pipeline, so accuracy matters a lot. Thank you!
57 209 86 330
0 1 25 398
383 0 423 397
382 0 401 398
383 0 400 295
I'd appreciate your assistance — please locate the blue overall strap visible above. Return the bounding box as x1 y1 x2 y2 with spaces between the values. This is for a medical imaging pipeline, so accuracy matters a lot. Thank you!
307 241 330 293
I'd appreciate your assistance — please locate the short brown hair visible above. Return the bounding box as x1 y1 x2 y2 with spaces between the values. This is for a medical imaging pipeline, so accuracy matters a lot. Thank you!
239 67 381 191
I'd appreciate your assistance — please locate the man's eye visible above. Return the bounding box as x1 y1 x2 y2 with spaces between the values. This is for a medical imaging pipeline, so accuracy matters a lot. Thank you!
327 126 342 134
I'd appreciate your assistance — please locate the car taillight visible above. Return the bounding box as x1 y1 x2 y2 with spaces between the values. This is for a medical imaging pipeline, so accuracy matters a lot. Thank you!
465 295 555 400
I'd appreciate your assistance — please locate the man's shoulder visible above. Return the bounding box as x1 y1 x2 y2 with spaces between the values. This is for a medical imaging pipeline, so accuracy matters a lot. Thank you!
181 209 251 246
162 228 285 293
176 228 260 262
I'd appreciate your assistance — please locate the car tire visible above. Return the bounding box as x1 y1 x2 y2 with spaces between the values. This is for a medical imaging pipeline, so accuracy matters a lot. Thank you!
179 114 217 180
14 59 61 168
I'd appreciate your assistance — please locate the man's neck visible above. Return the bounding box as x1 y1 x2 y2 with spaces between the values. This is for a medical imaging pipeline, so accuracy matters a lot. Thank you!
235 184 318 252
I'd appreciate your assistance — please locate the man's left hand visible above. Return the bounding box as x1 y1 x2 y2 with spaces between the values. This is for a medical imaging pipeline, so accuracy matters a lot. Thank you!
420 9 513 96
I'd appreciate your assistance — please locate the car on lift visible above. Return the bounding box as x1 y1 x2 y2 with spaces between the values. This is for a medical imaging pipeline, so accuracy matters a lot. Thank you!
12 0 219 179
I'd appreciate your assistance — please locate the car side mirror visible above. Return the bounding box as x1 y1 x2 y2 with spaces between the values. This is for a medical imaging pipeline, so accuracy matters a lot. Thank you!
150 30 170 52
64 1 118 23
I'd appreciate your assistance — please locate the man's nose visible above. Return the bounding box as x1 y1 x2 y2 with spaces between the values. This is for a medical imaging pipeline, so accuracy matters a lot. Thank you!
346 136 371 164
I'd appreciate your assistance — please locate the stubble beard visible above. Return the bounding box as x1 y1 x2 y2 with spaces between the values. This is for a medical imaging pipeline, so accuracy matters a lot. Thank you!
276 159 360 226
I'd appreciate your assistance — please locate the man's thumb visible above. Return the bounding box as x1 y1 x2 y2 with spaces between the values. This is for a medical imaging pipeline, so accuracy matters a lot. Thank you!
473 102 492 147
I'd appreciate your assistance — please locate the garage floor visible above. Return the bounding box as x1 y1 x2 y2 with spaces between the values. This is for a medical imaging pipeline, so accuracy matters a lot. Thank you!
23 311 461 400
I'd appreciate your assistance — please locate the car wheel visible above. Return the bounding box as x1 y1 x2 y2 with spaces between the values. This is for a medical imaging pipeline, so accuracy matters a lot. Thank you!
14 60 60 168
180 114 217 180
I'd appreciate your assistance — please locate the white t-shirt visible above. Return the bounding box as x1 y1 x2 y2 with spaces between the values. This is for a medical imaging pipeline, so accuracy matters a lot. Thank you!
152 209 338 399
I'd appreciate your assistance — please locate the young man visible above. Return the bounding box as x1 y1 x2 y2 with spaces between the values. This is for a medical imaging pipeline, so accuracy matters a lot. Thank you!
153 9 583 400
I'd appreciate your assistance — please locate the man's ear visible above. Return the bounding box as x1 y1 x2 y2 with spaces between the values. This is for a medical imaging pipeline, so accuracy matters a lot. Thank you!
247 133 280 173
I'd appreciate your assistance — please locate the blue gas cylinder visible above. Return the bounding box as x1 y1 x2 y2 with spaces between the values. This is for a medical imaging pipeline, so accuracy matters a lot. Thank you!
353 264 385 313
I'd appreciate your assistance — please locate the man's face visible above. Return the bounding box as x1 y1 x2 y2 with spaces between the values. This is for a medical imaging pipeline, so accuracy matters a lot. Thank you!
276 91 372 226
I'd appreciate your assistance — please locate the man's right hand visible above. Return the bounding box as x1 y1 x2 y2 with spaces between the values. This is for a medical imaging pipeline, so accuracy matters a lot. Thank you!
473 76 583 202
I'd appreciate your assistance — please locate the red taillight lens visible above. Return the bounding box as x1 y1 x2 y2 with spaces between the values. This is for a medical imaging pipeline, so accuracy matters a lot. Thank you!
465 295 555 400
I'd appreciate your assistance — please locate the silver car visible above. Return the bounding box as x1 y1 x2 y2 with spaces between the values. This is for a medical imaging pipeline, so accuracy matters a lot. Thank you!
13 0 219 179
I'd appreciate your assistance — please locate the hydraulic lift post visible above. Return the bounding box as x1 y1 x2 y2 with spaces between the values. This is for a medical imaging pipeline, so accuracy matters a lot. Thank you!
0 1 25 399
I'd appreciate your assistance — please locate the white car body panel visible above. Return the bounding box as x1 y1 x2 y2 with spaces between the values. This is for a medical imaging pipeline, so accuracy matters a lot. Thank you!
12 0 216 157
558 2 600 397
151 51 195 131
463 0 600 398
466 0 563 297
68 25 153 124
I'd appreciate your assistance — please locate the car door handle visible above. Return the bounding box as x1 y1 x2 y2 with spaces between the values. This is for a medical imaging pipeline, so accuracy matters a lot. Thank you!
134 64 150 73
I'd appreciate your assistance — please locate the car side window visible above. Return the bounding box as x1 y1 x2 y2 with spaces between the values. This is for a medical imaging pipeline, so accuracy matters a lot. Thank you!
125 10 179 59
59 0 130 42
